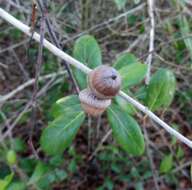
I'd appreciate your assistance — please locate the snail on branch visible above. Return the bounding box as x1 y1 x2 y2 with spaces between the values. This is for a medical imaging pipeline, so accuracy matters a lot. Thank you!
79 65 121 117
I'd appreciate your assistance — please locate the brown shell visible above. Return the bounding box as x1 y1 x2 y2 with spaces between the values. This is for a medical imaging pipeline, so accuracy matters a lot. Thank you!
79 88 111 117
80 102 106 117
88 65 121 99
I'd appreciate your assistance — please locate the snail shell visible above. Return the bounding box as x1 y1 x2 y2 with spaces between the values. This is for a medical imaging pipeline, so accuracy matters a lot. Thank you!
88 65 121 99
79 88 111 117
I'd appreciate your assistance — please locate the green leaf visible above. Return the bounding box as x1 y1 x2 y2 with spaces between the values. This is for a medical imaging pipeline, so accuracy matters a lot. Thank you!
51 95 81 118
68 159 77 173
104 178 114 190
7 182 26 190
54 169 68 181
49 155 64 167
0 173 14 190
6 150 17 166
73 35 102 89
28 162 49 185
176 146 184 159
115 96 136 115
135 182 144 190
179 16 192 62
160 154 173 174
40 111 85 155
113 53 139 70
19 158 36 174
114 0 127 10
135 86 147 101
119 63 147 88
12 138 26 153
107 105 145 155
171 124 179 145
145 68 176 111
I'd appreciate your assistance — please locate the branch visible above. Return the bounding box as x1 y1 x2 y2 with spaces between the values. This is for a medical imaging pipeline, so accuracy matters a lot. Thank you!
36 0 80 93
63 3 146 43
145 0 155 84
29 0 47 160
0 8 192 149
0 71 66 103
32 0 46 103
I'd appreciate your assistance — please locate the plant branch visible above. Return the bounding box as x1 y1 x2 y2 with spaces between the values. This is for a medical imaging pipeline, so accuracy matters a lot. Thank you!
0 71 66 103
36 0 80 93
143 126 160 190
89 129 112 160
0 8 192 149
63 3 146 43
30 2 47 159
145 0 155 84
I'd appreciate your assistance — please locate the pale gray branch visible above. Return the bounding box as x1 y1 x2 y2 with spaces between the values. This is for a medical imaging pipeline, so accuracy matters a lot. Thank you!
145 0 155 84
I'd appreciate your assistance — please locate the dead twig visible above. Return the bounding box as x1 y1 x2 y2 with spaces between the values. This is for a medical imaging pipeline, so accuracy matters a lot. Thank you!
0 71 66 104
37 0 80 93
145 0 155 84
143 125 160 190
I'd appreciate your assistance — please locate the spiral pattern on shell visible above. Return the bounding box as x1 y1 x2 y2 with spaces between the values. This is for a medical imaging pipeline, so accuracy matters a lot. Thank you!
79 89 111 117
88 65 121 99
79 65 121 117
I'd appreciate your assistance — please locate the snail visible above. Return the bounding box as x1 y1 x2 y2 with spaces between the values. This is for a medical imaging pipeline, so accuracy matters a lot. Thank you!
88 65 121 99
79 65 121 117
79 88 111 117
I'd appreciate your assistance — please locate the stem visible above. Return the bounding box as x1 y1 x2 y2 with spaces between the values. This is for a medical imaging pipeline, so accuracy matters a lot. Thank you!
0 71 66 103
119 91 192 148
0 8 91 74
30 2 47 160
0 8 192 149
36 0 80 93
145 0 155 84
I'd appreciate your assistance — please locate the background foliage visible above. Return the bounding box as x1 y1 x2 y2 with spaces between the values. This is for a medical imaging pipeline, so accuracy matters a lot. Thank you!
0 0 192 189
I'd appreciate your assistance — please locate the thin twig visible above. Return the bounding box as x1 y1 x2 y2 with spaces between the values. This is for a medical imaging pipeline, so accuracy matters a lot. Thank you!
88 116 92 152
31 1 46 104
119 91 192 148
145 0 155 84
11 48 30 80
88 129 112 160
0 101 32 142
63 3 146 44
139 36 192 63
96 116 101 139
0 71 66 103
0 62 8 69
37 0 80 93
30 4 49 159
0 39 29 54
143 126 160 190
0 8 192 149
0 73 65 143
